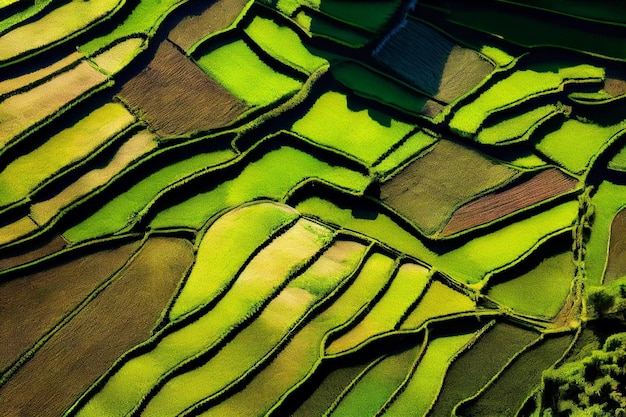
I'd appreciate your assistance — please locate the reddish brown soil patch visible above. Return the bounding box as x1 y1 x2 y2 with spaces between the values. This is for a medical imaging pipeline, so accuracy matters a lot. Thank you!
0 237 194 417
0 235 66 272
441 168 579 236
605 78 626 97
0 240 141 372
380 140 518 235
168 0 250 51
604 207 626 283
118 40 248 136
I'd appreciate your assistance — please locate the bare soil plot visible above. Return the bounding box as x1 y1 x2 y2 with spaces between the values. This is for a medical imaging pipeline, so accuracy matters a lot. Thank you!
604 207 626 284
380 139 518 235
168 0 250 51
0 237 194 417
118 40 248 136
0 240 141 373
0 235 65 271
436 45 494 103
0 61 108 147
441 168 579 236
604 78 626 97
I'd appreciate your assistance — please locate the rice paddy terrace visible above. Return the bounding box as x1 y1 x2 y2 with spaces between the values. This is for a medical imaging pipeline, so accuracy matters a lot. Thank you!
1 0 626 416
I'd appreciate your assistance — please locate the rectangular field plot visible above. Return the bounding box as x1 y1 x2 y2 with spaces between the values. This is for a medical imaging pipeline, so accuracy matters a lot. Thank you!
380 139 519 235
0 102 135 208
291 91 415 165
119 40 248 136
90 36 145 75
194 39 303 108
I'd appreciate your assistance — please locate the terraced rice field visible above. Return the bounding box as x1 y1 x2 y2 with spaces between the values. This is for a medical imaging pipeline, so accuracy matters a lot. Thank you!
1 0 626 416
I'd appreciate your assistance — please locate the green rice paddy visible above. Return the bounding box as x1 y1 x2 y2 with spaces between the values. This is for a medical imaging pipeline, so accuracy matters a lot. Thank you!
2 0 625 415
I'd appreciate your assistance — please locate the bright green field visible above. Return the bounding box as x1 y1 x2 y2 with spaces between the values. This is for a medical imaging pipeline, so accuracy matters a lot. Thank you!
195 39 303 107
243 15 327 74
149 145 370 230
81 0 185 54
448 64 604 136
292 91 415 164
170 201 300 320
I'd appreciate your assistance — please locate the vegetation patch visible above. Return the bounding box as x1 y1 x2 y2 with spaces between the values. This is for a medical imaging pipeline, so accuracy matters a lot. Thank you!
381 330 480 416
535 119 626 175
149 144 370 231
0 102 135 208
244 15 327 74
430 322 538 416
194 38 303 107
291 91 414 165
604 207 626 284
30 130 159 225
70 219 333 417
487 249 574 318
0 0 123 64
326 262 430 355
0 240 141 373
456 333 574 416
90 36 145 76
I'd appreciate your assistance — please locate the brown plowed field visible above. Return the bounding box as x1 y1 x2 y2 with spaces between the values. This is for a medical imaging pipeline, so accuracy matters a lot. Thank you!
604 207 626 284
168 0 250 51
0 240 141 372
0 237 194 417
380 140 518 235
441 168 579 236
436 46 494 104
0 235 66 272
118 40 248 136
605 78 626 97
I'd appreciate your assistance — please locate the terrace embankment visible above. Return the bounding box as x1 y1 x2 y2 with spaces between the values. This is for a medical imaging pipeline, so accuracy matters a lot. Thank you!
118 40 248 136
